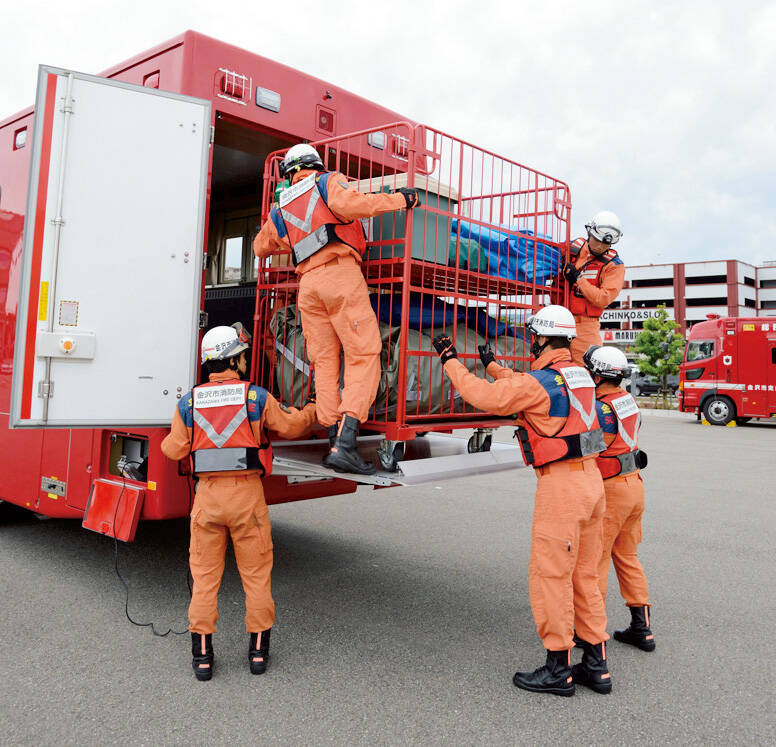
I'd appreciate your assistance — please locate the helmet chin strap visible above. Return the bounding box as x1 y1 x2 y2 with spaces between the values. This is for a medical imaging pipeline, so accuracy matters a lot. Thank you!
531 338 550 359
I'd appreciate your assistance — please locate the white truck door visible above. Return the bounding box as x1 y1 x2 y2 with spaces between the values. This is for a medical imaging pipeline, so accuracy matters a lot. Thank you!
11 66 211 427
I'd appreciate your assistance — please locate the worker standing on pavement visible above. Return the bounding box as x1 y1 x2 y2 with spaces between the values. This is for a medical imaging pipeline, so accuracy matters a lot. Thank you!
583 345 655 652
432 305 611 697
254 144 419 475
161 323 317 681
562 211 625 364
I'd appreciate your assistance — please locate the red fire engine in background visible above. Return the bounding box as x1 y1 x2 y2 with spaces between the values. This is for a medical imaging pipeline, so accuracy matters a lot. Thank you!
0 31 570 540
679 314 776 425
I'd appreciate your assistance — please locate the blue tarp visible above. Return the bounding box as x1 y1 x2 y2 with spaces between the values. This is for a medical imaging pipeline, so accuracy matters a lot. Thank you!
370 292 527 342
450 219 561 284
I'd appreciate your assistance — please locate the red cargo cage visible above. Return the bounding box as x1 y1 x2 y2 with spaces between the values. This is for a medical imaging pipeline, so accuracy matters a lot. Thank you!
253 122 570 443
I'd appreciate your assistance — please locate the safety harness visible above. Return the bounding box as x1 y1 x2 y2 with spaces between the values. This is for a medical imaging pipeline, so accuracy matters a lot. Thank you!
188 380 273 475
595 390 646 478
568 242 622 318
270 172 366 265
516 361 605 468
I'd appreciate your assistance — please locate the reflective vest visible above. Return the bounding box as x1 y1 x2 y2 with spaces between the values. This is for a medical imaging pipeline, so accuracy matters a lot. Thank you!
270 172 366 265
568 242 622 317
595 390 642 479
516 361 605 468
190 380 272 476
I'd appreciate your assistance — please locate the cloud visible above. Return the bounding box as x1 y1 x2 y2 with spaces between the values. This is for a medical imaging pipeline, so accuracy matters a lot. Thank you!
1 0 773 266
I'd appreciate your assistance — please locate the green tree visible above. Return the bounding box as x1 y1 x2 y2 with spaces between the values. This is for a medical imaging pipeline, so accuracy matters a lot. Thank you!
632 304 685 408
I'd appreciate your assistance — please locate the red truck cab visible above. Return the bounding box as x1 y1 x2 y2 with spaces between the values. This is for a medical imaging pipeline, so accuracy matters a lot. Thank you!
679 315 776 424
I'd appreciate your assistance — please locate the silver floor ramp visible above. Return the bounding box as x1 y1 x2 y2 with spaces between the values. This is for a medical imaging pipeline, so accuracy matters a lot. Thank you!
272 433 527 487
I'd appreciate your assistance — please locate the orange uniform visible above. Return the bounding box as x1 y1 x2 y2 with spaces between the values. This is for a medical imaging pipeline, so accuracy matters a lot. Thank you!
567 241 626 364
594 381 650 606
161 370 316 634
443 348 608 651
254 170 407 426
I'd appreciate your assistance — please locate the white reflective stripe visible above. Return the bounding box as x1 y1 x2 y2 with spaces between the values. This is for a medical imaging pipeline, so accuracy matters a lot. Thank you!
683 381 745 390
567 387 598 430
615 412 639 451
281 186 320 233
193 405 248 448
292 225 329 263
278 173 316 207
275 339 311 376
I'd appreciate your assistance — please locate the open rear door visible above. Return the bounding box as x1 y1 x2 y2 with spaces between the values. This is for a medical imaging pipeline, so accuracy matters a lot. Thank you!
11 66 211 427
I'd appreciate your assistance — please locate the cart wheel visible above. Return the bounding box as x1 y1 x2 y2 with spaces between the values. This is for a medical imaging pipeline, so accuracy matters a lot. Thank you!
481 435 492 452
467 436 477 453
378 442 405 472
467 434 492 453
702 395 735 426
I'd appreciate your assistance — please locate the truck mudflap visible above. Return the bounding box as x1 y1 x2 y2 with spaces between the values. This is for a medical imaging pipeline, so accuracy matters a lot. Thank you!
271 433 527 488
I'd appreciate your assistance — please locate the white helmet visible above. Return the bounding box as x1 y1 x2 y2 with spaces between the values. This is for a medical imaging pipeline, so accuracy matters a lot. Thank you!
201 323 251 364
585 210 622 245
279 143 325 177
526 305 577 340
583 345 630 379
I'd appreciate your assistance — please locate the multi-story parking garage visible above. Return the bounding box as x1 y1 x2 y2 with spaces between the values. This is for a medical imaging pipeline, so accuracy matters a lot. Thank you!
600 259 776 345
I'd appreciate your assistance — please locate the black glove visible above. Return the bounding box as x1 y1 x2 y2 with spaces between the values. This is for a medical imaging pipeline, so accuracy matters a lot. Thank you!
396 187 421 209
432 334 457 364
478 343 496 368
563 262 580 285
304 387 316 407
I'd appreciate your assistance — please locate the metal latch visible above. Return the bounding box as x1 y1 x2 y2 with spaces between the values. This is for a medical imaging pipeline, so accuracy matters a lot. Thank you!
199 311 209 329
37 380 54 399
210 125 215 144
41 477 66 496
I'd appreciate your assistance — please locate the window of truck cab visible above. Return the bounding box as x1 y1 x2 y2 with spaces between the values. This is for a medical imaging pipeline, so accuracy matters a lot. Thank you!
686 340 714 362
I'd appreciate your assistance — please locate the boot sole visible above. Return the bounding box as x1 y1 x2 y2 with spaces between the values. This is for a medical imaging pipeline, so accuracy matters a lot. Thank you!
574 679 612 694
513 680 575 697
194 669 213 681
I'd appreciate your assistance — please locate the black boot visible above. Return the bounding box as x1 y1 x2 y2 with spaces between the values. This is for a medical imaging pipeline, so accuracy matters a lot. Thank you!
513 650 574 696
327 424 338 448
614 605 655 651
322 415 376 475
191 632 213 681
249 628 271 675
571 640 612 694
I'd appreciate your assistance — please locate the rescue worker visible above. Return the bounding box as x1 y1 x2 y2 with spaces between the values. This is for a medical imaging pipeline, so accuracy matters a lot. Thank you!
161 323 317 681
562 211 625 364
254 143 419 475
583 344 655 652
432 305 611 696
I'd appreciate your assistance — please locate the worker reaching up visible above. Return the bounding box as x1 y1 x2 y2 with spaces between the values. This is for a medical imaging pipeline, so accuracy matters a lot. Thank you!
254 144 419 475
582 345 655 653
161 323 317 681
562 211 625 364
432 305 610 697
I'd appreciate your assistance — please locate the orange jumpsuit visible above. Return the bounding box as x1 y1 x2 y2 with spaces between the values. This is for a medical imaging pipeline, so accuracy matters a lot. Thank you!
254 170 407 426
443 348 608 651
595 382 650 606
161 370 316 634
568 241 626 364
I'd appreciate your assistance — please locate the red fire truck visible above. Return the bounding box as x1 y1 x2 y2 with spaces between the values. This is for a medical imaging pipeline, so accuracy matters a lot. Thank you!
679 315 776 425
0 31 570 540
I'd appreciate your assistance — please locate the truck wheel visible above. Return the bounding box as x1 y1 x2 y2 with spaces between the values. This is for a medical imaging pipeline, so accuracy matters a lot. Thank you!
703 396 735 426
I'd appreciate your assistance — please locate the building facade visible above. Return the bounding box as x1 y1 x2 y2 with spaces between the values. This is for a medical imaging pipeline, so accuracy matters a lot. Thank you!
601 259 776 344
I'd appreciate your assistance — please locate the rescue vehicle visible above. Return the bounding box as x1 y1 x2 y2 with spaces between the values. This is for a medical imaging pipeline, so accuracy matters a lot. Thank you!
679 315 776 425
0 31 571 540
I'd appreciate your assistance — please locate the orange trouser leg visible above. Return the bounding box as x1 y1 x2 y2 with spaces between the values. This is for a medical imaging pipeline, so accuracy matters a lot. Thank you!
188 475 275 634
299 259 381 423
598 473 650 606
529 460 609 650
570 316 602 365
298 272 343 427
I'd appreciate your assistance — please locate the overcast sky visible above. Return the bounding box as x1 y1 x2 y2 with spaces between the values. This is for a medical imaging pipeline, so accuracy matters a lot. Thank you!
3 0 774 267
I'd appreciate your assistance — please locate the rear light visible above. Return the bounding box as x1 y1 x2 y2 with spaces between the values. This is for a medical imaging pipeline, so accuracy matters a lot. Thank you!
13 127 27 150
367 131 386 150
216 68 249 105
316 105 335 134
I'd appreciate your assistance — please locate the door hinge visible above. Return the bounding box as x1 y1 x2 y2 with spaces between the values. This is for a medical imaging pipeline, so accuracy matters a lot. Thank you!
199 311 209 329
37 380 54 399
210 125 215 144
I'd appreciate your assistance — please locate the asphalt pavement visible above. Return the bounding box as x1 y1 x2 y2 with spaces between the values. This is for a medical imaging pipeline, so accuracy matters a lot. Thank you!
1 415 775 745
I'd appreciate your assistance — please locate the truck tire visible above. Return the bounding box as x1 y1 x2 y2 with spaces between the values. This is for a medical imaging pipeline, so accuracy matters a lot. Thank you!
702 395 735 426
